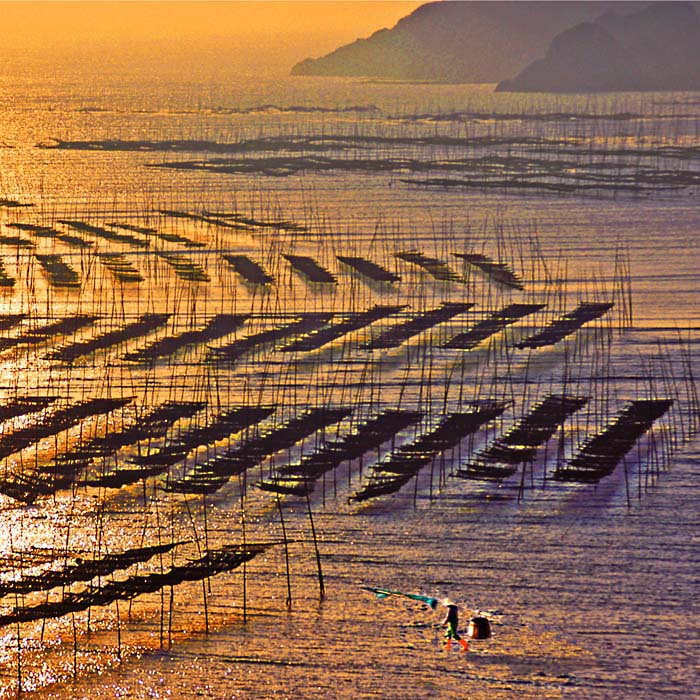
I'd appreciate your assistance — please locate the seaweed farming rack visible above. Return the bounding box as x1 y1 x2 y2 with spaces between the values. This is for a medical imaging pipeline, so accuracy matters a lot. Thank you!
0 188 695 695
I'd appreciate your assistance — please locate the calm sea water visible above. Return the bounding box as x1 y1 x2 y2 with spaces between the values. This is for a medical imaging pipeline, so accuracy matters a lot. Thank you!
0 53 698 699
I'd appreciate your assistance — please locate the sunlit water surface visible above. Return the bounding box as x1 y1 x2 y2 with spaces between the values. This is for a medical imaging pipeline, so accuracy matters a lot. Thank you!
0 58 697 699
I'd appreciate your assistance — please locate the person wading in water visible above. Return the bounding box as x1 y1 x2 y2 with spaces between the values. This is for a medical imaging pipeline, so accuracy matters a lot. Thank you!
441 598 469 651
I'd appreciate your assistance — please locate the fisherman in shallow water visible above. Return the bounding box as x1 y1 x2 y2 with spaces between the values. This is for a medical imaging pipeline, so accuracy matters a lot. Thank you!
441 598 469 651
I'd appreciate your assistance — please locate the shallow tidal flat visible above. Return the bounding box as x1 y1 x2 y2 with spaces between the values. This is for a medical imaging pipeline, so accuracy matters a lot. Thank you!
0 78 697 699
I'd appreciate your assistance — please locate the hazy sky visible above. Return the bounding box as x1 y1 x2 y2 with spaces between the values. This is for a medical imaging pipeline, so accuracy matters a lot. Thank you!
1 1 423 53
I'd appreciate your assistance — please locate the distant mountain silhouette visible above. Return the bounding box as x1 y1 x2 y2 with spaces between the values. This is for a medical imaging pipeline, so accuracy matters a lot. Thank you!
497 2 700 92
291 1 653 83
